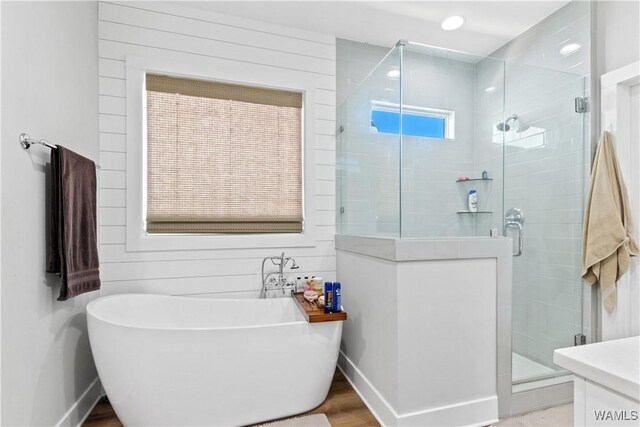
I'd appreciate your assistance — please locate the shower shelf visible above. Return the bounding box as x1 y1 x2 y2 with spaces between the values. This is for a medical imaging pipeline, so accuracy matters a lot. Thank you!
456 178 493 183
457 211 493 214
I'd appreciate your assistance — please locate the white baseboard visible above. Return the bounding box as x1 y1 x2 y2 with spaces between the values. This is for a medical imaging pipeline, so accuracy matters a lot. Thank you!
338 351 499 426
397 395 499 427
337 351 397 426
55 376 103 427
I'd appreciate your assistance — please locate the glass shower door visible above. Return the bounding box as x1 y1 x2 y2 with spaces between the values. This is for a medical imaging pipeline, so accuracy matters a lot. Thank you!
337 47 401 238
503 63 587 384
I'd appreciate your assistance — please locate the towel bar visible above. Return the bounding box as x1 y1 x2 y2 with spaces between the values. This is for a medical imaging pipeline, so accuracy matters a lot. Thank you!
19 133 57 149
19 133 100 168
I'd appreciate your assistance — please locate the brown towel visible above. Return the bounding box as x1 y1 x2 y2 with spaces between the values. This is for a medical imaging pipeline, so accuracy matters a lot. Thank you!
582 131 639 313
47 145 101 300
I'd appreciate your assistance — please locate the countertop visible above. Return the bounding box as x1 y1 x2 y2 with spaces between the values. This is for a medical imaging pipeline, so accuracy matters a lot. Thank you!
553 336 640 401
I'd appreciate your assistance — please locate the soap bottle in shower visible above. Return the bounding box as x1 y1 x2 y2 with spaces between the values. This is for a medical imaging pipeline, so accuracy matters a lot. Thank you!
468 190 478 212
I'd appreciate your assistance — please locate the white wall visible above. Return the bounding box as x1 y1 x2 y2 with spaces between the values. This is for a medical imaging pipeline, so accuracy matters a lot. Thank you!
1 2 101 426
629 83 640 337
595 0 640 339
596 1 640 76
0 1 3 421
97 2 336 296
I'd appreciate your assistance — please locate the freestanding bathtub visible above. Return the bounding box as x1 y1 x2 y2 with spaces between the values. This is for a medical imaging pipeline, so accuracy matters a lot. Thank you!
86 294 343 426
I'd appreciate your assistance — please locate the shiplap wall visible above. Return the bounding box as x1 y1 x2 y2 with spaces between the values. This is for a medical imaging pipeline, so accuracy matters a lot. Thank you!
97 1 336 296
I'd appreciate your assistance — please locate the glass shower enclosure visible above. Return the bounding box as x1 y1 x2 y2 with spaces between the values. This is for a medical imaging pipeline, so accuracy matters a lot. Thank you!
338 41 505 239
505 63 587 384
337 40 587 388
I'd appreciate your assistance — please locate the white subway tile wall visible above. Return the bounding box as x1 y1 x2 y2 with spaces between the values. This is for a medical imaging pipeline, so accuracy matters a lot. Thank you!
401 51 486 237
336 39 391 107
97 2 337 296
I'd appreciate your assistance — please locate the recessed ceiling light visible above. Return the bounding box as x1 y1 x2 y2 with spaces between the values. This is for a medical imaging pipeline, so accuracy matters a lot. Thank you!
560 43 581 56
441 16 465 31
485 86 496 93
387 69 400 79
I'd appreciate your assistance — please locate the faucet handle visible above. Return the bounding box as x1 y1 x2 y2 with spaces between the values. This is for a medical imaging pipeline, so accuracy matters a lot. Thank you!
284 277 298 291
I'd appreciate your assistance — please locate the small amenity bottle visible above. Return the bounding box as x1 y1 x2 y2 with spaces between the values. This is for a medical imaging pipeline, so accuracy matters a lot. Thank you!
468 190 478 212
304 277 313 292
324 282 333 313
313 277 324 297
332 282 342 313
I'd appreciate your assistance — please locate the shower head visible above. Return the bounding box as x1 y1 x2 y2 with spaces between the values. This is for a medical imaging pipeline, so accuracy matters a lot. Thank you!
496 114 522 132
496 121 511 132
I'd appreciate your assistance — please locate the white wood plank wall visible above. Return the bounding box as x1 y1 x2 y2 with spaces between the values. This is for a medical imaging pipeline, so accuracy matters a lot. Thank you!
97 1 336 296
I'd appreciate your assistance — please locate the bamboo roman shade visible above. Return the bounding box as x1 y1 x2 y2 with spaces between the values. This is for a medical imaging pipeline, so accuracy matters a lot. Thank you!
145 74 303 233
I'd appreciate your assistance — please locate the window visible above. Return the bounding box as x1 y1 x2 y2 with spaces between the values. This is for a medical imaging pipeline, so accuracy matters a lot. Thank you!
145 74 303 233
370 101 455 139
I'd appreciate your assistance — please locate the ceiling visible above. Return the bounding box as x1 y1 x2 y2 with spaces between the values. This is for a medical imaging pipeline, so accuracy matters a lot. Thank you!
179 1 571 56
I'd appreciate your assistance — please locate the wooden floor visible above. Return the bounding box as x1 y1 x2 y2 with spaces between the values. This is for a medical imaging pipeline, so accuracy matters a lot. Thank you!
83 369 379 427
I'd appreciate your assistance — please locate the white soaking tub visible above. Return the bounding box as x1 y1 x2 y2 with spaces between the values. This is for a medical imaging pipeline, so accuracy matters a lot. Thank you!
86 294 343 426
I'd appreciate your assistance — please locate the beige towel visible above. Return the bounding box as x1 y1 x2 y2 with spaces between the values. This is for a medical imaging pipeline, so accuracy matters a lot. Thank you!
582 131 639 313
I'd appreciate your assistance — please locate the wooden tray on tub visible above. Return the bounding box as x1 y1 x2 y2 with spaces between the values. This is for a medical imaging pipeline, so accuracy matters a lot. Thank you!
291 291 347 323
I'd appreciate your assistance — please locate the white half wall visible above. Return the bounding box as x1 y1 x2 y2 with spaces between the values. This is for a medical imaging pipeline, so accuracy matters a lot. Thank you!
336 235 513 424
96 1 337 297
1 2 100 425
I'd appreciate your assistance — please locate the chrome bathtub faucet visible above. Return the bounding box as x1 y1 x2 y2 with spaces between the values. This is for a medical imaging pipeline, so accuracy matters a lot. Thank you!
260 252 300 297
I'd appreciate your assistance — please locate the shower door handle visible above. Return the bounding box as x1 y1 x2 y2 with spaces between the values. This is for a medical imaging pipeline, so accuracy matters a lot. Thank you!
505 221 523 256
505 208 524 257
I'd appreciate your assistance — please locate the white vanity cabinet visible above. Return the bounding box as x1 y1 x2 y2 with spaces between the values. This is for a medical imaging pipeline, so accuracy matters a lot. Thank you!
554 336 640 426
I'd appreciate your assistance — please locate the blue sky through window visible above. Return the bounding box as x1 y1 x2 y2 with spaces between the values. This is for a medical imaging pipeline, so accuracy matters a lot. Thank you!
371 110 446 138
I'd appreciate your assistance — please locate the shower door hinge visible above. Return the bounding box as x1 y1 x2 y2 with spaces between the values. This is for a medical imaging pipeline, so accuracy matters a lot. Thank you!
338 125 344 134
575 97 589 113
574 333 586 346
340 206 345 214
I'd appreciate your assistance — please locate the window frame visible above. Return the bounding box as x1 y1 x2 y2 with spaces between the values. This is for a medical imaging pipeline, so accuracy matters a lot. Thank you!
371 100 455 139
125 55 317 251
